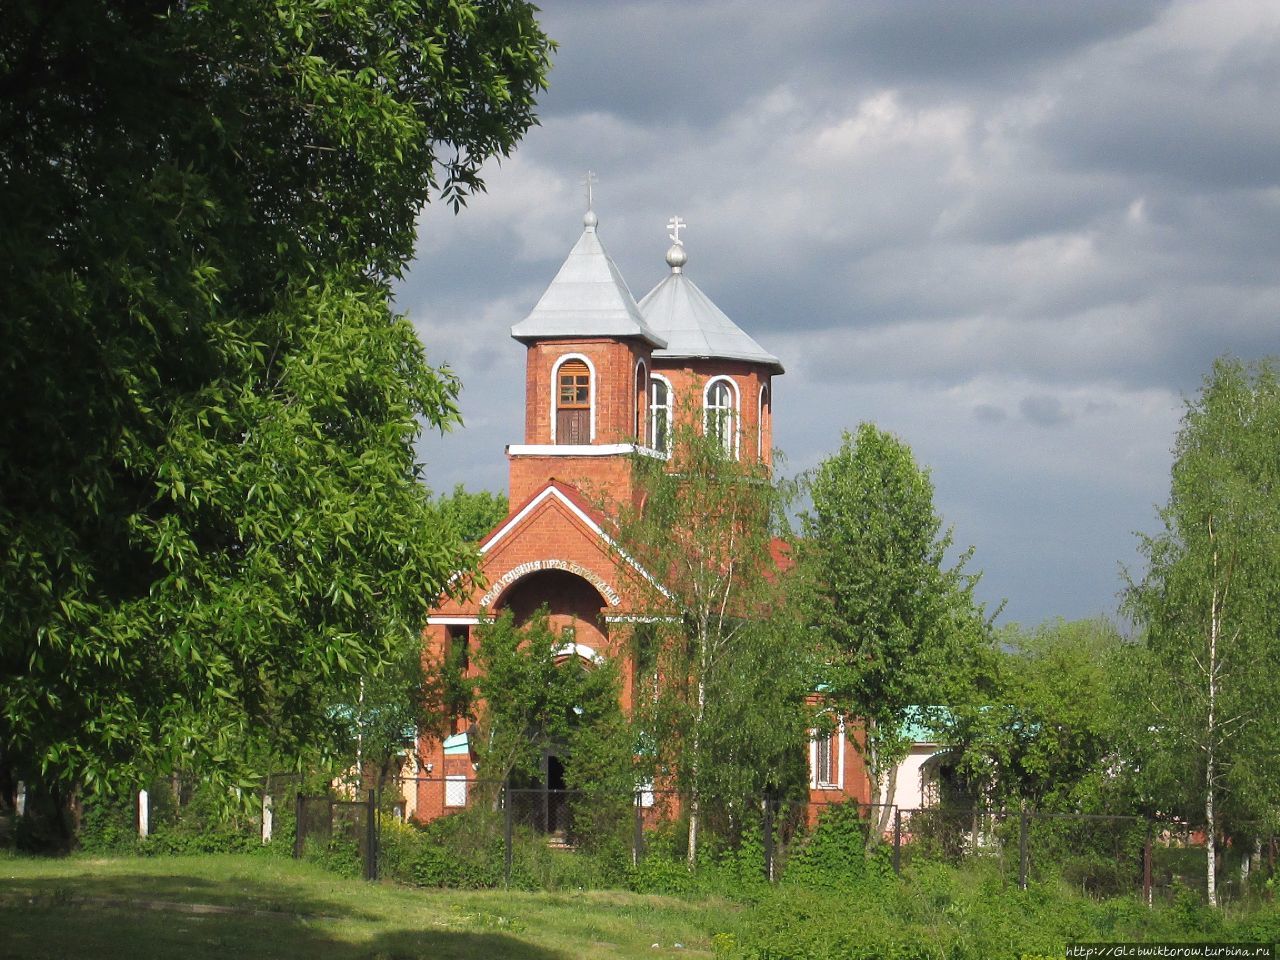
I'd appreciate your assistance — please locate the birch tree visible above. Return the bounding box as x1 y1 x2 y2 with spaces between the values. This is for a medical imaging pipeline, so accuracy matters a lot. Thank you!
609 427 809 866
1126 357 1280 906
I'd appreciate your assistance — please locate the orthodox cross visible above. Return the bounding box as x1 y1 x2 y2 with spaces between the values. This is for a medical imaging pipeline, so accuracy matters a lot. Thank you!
583 170 598 210
667 215 686 246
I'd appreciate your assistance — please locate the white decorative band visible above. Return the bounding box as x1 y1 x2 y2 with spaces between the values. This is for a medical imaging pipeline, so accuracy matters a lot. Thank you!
479 558 623 608
507 443 665 459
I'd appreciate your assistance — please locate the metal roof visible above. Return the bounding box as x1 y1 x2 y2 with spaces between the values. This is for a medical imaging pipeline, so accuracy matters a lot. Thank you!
638 265 784 373
510 211 667 348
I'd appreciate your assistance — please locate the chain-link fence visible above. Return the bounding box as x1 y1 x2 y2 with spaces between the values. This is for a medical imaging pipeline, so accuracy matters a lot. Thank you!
293 790 379 880
383 778 1278 902
45 770 1280 903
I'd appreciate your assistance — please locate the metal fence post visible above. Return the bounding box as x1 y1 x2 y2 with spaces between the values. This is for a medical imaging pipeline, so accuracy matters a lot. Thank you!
762 793 775 883
1018 808 1030 890
633 790 644 867
364 791 378 881
893 807 902 875
1143 821 1153 907
293 793 304 859
503 779 514 887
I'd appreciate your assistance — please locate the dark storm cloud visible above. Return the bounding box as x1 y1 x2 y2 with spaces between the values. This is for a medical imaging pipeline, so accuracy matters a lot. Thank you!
537 0 1172 125
1038 25 1280 189
804 0 1171 86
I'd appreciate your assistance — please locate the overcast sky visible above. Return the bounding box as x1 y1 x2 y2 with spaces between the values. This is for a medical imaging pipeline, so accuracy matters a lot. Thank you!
397 0 1280 629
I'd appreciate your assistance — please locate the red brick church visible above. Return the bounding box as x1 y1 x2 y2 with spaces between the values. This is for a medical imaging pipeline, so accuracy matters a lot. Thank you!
412 205 870 820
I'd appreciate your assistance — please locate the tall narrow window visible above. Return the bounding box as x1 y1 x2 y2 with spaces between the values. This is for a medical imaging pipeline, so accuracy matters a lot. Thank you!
556 359 591 444
704 377 737 458
650 376 672 454
635 361 648 442
758 383 771 463
815 732 834 787
445 625 470 673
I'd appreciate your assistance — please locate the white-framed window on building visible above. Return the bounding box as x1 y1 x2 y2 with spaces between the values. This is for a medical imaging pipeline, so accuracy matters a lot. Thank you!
815 733 835 787
554 355 593 445
637 779 655 809
635 359 648 443
444 776 468 808
758 382 771 463
704 376 738 458
810 718 844 789
650 375 673 454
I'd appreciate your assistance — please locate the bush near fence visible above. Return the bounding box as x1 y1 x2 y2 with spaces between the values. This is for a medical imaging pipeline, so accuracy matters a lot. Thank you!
25 774 1279 909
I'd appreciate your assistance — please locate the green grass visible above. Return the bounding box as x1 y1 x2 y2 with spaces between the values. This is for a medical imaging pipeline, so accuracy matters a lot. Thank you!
0 852 736 959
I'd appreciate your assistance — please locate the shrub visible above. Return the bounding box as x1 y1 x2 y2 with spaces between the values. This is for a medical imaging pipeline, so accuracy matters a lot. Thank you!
379 811 505 889
782 802 892 893
78 791 141 855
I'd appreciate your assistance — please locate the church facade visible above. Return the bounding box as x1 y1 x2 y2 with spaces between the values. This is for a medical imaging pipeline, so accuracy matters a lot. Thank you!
412 206 870 821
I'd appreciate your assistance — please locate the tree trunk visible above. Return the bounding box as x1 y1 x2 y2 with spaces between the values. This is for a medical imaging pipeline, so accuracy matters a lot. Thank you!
864 719 882 854
1205 541 1220 908
686 669 707 867
875 763 899 841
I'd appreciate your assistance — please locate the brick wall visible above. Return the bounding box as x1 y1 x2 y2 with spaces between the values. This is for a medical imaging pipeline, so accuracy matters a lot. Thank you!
523 338 654 446
652 358 775 467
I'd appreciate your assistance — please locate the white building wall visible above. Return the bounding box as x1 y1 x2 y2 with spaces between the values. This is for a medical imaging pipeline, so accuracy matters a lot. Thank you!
889 744 942 811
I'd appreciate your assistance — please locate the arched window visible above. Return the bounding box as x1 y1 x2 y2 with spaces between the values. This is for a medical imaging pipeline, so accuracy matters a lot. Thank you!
634 360 648 442
758 383 771 463
555 357 591 444
704 376 738 458
650 375 673 454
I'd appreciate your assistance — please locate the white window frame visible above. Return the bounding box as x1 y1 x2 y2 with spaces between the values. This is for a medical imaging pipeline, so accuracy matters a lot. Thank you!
637 779 655 809
703 375 740 459
634 358 648 443
444 775 468 808
808 716 846 789
550 353 596 444
650 374 673 456
758 382 770 463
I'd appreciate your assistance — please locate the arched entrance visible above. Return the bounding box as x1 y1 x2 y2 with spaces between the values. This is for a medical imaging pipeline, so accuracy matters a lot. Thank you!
491 567 613 837
494 566 612 661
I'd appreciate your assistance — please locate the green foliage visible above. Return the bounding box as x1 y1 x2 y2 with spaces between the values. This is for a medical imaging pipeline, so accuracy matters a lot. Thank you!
379 816 486 888
1125 357 1280 902
77 791 141 856
801 424 993 834
610 425 812 863
75 778 299 858
339 629 437 795
729 857 1280 960
783 802 893 892
947 618 1134 812
0 0 552 805
465 609 634 798
379 810 633 892
432 485 510 543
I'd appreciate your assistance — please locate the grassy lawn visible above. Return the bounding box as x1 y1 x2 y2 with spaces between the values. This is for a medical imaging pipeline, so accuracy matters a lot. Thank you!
0 852 737 959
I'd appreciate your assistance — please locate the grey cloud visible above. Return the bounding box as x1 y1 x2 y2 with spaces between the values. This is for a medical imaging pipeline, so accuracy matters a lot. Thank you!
806 0 1170 87
537 0 1171 127
401 0 1277 626
1020 394 1071 427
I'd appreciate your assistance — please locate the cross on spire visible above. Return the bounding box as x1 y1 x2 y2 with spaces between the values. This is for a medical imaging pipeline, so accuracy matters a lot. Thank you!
582 170 598 210
667 215 686 246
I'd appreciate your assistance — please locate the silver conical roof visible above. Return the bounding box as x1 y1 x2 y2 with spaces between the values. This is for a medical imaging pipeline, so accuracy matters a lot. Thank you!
511 212 667 348
639 265 784 373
